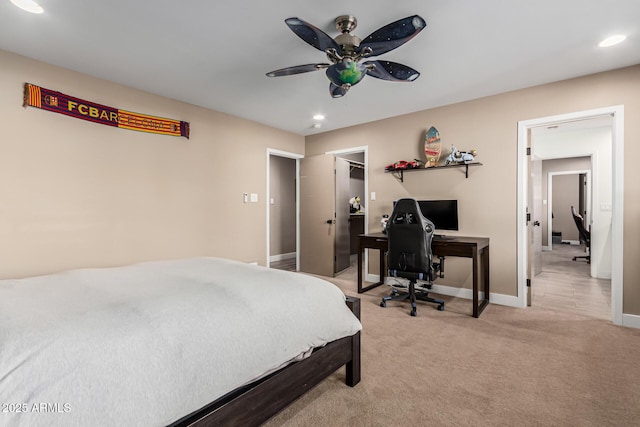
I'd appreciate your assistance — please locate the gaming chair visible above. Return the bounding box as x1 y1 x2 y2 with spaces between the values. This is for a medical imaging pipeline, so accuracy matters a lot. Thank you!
571 206 591 263
380 198 445 316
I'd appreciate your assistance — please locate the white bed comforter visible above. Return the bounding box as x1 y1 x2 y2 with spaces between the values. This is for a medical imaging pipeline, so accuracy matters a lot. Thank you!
0 257 362 426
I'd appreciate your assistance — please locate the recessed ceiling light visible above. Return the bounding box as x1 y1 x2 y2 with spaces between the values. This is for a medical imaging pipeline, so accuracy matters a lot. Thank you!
10 0 44 13
598 35 626 48
312 123 322 129
313 114 325 121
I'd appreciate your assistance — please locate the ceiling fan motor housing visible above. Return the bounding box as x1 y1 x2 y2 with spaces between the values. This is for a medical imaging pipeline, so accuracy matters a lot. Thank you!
334 15 361 58
334 33 361 57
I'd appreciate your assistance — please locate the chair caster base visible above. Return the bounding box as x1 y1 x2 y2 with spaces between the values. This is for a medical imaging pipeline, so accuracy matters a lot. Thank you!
437 304 445 311
380 301 387 308
410 309 417 317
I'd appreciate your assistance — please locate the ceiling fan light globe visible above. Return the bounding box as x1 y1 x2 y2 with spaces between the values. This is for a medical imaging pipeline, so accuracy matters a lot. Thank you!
326 61 366 87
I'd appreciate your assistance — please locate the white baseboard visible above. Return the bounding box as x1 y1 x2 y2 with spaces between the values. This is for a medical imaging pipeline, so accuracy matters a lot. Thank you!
622 313 640 329
368 275 639 328
430 283 520 307
487 292 521 307
562 240 580 245
598 271 612 280
367 274 520 308
269 252 296 262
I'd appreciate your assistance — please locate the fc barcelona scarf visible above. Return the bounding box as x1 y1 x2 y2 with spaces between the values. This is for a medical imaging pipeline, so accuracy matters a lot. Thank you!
23 83 190 139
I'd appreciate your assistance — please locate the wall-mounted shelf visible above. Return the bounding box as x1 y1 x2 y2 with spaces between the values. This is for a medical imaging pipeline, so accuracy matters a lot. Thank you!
386 162 482 182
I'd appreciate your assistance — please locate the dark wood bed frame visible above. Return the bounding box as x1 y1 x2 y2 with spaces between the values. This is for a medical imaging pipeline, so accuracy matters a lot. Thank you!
170 296 361 426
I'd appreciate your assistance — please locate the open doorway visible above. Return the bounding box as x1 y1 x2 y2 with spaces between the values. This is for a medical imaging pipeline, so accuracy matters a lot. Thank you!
266 149 303 271
335 152 366 273
330 148 368 276
298 147 368 278
518 105 624 325
534 161 609 319
545 167 591 251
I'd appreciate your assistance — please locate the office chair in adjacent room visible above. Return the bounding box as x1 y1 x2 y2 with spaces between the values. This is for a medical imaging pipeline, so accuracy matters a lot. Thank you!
571 206 590 264
380 198 445 316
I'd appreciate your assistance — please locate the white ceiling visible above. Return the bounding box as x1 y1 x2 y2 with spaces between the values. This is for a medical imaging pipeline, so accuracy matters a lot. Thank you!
1 1 639 136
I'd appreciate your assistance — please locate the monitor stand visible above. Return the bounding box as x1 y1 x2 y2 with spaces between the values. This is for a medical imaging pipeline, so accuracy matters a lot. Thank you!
434 234 455 240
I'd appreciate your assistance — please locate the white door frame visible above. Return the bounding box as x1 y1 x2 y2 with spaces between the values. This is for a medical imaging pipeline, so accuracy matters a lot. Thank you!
266 148 304 270
517 105 624 325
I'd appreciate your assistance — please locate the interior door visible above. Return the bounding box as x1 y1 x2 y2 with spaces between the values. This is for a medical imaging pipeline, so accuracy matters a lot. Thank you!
578 173 587 219
334 158 351 273
531 157 543 276
300 154 335 277
526 139 542 306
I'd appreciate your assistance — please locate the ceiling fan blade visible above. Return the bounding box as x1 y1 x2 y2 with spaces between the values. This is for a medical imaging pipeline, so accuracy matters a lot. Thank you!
285 17 342 54
329 83 349 98
266 63 330 77
357 15 426 57
364 61 420 82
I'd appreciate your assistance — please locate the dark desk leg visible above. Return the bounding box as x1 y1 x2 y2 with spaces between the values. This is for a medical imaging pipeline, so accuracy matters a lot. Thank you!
481 246 490 314
485 247 490 301
472 250 479 318
358 239 386 294
379 246 385 286
357 240 364 293
474 246 490 318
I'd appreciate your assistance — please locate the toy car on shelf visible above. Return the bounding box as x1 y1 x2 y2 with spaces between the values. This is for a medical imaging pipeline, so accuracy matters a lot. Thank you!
385 159 423 171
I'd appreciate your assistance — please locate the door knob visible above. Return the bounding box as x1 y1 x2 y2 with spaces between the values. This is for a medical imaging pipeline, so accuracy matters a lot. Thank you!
326 219 335 224
533 221 541 226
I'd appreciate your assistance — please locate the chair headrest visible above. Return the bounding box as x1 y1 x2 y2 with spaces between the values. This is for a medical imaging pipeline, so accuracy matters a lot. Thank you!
571 206 584 220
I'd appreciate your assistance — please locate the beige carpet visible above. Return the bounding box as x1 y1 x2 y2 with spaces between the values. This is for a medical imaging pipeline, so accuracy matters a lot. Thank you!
264 270 640 426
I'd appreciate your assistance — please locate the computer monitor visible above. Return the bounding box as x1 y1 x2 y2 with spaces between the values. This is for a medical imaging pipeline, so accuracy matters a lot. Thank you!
417 200 459 231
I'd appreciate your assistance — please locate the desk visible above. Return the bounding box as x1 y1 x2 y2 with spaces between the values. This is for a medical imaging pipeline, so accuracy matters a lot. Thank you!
357 233 490 318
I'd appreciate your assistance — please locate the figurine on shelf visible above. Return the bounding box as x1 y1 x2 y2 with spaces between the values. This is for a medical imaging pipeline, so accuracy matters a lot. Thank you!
350 196 361 213
424 126 442 168
445 146 477 165
381 215 389 233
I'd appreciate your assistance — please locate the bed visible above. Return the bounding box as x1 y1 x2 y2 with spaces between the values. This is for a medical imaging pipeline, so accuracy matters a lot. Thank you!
0 257 362 426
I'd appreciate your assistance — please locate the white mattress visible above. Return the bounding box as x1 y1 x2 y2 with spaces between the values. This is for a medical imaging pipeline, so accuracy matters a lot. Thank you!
0 257 362 426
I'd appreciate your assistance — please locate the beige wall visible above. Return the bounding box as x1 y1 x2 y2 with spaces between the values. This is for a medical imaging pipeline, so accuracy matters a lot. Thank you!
0 50 304 278
2 47 639 315
306 65 640 315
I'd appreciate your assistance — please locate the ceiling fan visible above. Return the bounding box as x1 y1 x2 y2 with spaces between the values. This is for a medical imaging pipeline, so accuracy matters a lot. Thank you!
266 15 426 98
